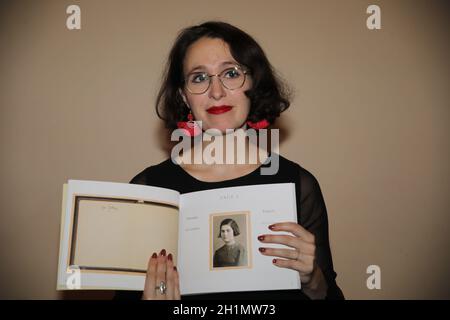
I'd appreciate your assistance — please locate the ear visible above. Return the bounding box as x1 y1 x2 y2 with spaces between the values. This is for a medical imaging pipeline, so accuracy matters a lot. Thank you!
178 88 190 109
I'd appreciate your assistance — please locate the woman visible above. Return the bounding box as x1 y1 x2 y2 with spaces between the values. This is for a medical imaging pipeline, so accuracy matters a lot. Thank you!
116 21 344 300
213 219 247 268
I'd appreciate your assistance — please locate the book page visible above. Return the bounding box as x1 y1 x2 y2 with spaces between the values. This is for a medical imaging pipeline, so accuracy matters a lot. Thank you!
57 180 180 290
72 198 178 272
178 183 299 295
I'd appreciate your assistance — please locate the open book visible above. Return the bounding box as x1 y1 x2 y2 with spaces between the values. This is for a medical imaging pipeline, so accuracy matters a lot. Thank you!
57 180 300 295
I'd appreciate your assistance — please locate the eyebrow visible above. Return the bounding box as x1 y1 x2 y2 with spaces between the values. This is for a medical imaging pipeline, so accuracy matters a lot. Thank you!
187 61 238 74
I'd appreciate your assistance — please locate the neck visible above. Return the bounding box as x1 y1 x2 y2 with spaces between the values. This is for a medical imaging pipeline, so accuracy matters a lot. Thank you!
178 127 270 166
225 239 236 246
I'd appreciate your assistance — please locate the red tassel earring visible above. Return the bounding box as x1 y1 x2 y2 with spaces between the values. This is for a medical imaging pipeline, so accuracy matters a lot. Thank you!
246 119 270 129
177 110 202 137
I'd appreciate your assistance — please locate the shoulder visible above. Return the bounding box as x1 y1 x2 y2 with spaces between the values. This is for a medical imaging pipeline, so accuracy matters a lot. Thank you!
299 165 323 200
277 154 323 200
278 154 321 185
215 245 227 254
129 158 175 184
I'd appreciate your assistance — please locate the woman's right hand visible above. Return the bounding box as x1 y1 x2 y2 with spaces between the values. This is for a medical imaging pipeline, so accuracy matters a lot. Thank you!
142 249 180 300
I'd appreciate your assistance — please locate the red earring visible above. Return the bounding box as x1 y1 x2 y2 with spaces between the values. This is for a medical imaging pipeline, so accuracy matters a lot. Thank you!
177 110 202 137
246 119 270 129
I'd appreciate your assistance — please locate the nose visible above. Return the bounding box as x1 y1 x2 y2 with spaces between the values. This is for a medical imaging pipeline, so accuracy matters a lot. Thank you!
208 75 226 100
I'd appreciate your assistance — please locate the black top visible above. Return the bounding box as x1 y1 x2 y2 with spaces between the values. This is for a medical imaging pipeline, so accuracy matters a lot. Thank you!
115 154 344 300
213 243 247 268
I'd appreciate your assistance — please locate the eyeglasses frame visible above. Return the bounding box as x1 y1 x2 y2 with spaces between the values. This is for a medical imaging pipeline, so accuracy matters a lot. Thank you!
184 65 250 95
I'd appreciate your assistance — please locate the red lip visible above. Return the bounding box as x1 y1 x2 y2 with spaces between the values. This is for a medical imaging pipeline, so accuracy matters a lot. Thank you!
206 105 233 115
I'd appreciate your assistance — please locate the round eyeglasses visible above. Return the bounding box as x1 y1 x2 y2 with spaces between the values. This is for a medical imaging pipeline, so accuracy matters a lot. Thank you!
184 65 249 94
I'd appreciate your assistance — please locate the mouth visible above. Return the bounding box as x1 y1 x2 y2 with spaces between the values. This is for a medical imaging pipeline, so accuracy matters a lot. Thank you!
206 105 233 115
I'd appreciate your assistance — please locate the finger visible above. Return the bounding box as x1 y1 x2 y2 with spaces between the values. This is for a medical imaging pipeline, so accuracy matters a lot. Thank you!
173 266 181 300
165 253 175 299
272 257 314 275
259 234 315 255
296 241 315 256
259 240 315 256
142 252 157 300
269 222 315 244
258 247 298 260
258 234 302 249
155 249 167 300
297 252 315 266
258 247 316 268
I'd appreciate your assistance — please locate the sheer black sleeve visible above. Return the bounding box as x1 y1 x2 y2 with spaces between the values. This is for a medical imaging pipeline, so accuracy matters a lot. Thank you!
129 167 151 185
298 167 344 300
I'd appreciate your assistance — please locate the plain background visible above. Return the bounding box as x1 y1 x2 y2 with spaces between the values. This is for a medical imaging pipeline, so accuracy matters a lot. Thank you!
0 0 449 299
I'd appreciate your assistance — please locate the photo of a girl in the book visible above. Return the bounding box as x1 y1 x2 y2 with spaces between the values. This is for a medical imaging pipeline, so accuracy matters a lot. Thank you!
212 217 248 269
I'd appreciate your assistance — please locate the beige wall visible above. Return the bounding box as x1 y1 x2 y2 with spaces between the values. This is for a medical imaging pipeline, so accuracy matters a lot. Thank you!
1 0 449 299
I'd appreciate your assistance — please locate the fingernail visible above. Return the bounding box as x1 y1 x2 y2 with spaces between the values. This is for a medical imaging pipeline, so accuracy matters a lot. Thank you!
168 253 173 261
268 224 276 230
258 235 265 241
258 247 266 253
173 266 177 271
273 259 277 264
160 249 166 256
151 252 157 259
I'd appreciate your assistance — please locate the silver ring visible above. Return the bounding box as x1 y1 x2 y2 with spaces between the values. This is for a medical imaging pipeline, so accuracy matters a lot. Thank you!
155 281 167 295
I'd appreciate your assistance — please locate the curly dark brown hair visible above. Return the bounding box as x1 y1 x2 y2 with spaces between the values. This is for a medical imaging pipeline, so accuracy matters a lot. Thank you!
155 21 292 130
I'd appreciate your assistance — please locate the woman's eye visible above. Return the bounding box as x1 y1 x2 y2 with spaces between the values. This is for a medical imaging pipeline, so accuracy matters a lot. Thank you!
191 73 208 83
224 69 241 78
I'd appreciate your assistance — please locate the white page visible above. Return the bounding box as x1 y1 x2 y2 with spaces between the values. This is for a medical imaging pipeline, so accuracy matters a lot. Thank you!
178 183 300 295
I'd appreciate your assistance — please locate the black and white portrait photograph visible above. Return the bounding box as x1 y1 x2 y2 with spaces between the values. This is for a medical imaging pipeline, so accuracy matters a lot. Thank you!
210 212 251 270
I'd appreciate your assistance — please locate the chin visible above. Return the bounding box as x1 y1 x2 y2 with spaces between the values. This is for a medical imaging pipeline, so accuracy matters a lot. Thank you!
203 122 245 134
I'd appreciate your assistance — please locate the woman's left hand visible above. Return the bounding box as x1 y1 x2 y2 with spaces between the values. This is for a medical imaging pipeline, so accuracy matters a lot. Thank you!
257 222 318 285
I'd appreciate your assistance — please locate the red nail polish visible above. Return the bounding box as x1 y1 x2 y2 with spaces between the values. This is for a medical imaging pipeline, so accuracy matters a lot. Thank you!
160 249 166 256
168 253 173 261
273 259 277 264
258 247 266 253
151 252 157 259
258 235 265 241
268 224 276 230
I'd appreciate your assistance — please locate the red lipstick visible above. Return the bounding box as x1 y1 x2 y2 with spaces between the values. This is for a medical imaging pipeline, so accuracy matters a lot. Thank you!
206 105 233 115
